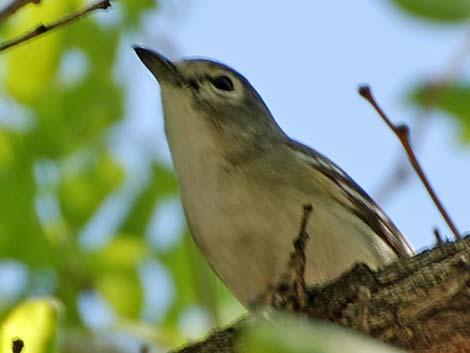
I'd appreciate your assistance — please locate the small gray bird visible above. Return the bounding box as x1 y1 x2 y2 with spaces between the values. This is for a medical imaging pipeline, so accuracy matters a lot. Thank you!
134 46 414 307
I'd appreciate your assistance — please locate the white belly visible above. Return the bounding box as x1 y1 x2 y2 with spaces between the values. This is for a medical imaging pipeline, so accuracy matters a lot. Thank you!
175 156 396 306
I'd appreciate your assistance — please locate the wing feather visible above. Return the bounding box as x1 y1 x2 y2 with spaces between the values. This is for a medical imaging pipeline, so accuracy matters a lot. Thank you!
288 140 414 257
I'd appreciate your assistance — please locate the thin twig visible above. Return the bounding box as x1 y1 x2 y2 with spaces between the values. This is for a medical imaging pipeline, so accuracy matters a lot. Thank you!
0 0 111 53
274 204 313 311
0 0 40 23
289 203 313 310
433 227 444 246
374 111 429 203
374 31 470 203
259 203 314 311
359 85 461 240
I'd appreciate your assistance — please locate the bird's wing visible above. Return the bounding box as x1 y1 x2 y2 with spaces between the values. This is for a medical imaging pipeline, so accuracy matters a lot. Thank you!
287 140 415 257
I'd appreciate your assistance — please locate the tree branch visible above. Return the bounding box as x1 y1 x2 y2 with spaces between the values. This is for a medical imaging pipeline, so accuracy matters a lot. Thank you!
0 0 112 53
171 236 470 353
0 0 41 23
358 85 461 240
169 204 469 353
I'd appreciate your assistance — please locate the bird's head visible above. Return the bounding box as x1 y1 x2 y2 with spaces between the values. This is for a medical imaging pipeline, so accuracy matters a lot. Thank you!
133 45 283 141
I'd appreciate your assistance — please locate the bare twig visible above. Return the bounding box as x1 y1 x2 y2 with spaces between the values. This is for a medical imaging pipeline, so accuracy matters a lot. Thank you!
374 31 470 203
433 227 444 246
0 0 40 23
374 112 429 203
0 0 111 53
288 203 313 310
266 203 313 311
359 85 461 240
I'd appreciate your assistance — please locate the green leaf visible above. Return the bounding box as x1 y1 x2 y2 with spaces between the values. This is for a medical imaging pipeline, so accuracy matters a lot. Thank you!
159 234 219 330
88 236 147 318
0 297 63 353
0 132 56 266
31 21 123 158
59 152 124 228
121 163 177 236
391 0 470 22
409 82 470 142
88 235 148 271
95 270 143 319
241 313 404 353
4 0 72 104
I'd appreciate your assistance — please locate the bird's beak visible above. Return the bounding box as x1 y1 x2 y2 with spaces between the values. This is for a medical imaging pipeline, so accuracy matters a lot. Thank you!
133 45 181 85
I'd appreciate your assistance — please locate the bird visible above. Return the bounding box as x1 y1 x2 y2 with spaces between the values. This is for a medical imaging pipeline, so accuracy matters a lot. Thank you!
134 45 415 307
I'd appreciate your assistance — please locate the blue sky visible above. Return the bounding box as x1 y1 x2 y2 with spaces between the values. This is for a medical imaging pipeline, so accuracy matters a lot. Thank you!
132 0 470 251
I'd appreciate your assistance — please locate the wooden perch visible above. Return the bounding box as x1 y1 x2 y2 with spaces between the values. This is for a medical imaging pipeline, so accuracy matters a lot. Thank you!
171 236 470 353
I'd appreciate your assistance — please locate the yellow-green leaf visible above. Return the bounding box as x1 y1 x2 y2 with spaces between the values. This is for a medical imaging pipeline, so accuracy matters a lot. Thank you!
4 0 73 104
0 297 63 353
87 236 147 319
59 152 124 227
95 270 143 319
89 235 148 271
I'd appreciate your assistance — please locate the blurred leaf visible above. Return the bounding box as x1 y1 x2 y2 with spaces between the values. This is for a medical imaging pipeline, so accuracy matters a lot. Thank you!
88 236 147 318
409 82 470 142
88 235 148 271
159 234 219 329
30 21 123 158
391 0 470 22
95 270 143 318
0 132 55 266
0 0 194 341
0 131 16 169
4 0 77 104
0 24 126 325
241 313 404 353
59 152 124 227
0 297 62 353
121 163 177 236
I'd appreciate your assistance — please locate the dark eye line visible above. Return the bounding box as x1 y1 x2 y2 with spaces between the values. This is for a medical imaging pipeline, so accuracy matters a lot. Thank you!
187 78 199 91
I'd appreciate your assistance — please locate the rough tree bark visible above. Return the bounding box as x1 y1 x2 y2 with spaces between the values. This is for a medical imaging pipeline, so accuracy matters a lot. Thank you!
171 235 470 353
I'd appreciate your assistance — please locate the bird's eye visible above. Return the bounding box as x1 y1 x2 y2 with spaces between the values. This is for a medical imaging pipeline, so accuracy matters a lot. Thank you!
208 75 234 92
